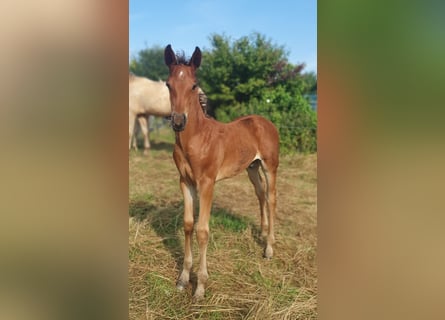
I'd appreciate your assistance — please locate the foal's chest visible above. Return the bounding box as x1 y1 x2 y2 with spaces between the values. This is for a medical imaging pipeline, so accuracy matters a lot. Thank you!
173 146 196 183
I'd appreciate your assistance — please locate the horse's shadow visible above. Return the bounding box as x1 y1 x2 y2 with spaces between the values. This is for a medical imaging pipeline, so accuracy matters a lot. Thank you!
129 199 184 267
129 200 265 292
133 140 174 153
149 141 174 152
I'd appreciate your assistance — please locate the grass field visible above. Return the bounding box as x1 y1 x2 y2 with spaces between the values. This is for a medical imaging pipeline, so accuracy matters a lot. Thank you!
129 128 317 319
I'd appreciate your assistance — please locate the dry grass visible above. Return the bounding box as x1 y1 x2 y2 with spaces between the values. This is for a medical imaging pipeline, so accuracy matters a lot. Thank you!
129 128 317 319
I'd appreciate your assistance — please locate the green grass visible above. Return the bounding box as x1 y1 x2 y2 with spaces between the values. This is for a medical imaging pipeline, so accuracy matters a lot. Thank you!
129 127 317 319
210 208 249 233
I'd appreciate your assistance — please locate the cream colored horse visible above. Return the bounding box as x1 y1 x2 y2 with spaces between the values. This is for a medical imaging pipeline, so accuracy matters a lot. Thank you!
129 73 171 152
129 73 207 153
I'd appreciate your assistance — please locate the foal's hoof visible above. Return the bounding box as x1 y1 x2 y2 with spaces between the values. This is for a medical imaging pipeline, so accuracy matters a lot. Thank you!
192 295 204 303
192 291 205 303
263 246 274 259
176 280 188 291
192 286 205 302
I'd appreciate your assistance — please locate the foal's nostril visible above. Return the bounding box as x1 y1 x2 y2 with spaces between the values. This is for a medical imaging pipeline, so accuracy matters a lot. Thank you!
172 113 184 125
171 112 187 131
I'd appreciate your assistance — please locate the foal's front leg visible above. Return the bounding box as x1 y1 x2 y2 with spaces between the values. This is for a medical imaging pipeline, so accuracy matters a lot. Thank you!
177 178 196 290
193 178 214 301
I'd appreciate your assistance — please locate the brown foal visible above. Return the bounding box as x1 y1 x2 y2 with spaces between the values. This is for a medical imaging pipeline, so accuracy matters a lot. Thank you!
164 45 279 301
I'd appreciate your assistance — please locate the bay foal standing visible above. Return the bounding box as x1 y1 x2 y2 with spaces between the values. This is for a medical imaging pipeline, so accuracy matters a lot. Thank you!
164 45 279 301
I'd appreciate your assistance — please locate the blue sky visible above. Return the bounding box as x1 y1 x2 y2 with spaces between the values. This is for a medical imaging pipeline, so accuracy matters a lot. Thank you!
130 0 317 73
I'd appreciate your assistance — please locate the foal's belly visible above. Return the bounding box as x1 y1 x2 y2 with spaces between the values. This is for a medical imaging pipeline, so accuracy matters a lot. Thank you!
215 154 258 181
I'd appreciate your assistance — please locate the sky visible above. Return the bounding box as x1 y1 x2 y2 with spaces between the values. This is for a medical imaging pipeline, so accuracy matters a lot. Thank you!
129 0 317 73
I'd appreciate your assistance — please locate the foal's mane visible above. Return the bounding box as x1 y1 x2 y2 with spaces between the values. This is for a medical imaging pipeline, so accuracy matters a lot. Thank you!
174 51 192 65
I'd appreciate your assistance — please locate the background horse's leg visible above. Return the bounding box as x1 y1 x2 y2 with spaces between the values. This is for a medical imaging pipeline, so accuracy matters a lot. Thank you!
177 178 196 291
194 178 214 301
247 160 268 237
129 112 136 151
132 118 138 149
138 115 150 154
261 164 277 259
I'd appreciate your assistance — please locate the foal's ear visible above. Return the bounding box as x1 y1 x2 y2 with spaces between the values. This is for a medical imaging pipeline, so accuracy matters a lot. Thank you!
190 46 201 69
164 44 177 66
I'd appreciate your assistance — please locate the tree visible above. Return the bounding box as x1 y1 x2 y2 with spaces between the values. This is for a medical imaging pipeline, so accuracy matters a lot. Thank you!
129 45 169 80
198 33 317 153
301 71 317 94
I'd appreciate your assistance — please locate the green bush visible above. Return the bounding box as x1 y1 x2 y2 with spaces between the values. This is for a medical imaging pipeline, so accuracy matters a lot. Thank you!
216 86 317 154
200 33 317 153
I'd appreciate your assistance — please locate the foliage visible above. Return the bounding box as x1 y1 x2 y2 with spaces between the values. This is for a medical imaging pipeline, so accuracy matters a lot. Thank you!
216 85 317 154
129 45 169 80
301 71 317 94
199 33 317 153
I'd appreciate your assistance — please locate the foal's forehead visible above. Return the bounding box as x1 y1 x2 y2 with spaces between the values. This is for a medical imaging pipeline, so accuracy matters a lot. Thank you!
170 65 195 81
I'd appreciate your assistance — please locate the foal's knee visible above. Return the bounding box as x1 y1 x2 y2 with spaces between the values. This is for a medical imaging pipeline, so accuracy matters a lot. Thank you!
196 225 209 244
184 220 194 233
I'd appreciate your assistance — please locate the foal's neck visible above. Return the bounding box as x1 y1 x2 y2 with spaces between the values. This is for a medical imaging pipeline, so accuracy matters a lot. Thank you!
189 96 208 128
176 97 209 145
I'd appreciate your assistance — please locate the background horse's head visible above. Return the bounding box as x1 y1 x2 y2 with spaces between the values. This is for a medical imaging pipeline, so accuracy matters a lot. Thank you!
164 44 202 132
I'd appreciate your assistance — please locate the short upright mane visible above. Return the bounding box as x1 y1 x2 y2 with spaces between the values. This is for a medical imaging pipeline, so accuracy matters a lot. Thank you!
174 51 192 65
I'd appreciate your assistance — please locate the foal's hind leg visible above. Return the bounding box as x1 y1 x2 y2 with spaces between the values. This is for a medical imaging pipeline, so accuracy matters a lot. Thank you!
247 160 268 237
261 163 277 259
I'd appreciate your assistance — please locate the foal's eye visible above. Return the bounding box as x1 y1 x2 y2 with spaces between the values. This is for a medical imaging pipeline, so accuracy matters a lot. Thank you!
192 83 198 90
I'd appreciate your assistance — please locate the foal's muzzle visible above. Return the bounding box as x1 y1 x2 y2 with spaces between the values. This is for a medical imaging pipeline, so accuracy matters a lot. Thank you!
171 112 187 132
